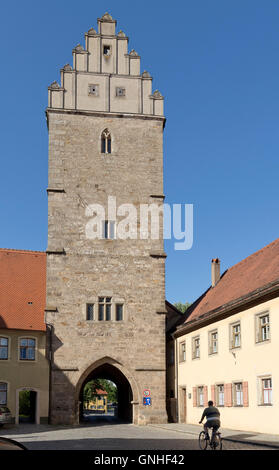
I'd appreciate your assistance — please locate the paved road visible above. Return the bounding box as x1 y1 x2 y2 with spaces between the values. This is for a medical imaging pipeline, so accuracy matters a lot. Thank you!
0 416 274 450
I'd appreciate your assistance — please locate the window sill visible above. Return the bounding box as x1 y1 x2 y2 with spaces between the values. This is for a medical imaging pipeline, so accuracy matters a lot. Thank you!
255 339 271 345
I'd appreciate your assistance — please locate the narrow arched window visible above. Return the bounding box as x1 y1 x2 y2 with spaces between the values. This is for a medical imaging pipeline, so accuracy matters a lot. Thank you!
101 129 111 154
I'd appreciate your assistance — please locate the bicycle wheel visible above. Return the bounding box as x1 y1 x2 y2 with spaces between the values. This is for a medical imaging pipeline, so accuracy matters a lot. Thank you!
198 431 208 450
212 433 222 450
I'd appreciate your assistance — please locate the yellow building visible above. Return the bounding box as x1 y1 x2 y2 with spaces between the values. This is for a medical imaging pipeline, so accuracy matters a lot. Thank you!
85 389 108 413
0 249 49 424
173 239 279 434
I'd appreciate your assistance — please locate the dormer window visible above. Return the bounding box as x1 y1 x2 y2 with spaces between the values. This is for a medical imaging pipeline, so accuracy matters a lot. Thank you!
101 129 111 154
103 45 111 57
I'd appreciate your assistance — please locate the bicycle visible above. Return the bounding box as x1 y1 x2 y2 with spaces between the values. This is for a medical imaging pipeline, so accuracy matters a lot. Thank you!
199 427 222 450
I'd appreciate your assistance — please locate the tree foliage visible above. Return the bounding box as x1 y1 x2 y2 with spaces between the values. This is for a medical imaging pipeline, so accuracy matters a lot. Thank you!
83 379 117 404
174 301 191 314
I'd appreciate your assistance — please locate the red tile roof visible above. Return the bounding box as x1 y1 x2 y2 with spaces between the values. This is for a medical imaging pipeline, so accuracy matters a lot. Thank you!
0 249 46 331
95 389 108 395
185 238 279 324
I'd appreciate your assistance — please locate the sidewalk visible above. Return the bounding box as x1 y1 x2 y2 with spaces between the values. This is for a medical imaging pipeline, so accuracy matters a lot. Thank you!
149 423 279 449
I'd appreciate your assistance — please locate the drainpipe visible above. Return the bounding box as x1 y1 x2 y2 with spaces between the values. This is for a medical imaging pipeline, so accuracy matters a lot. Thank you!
175 337 179 423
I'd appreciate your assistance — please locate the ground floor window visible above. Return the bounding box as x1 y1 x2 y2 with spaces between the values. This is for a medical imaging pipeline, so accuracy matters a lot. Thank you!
0 382 7 405
197 386 204 407
217 384 224 406
261 378 272 405
233 382 243 406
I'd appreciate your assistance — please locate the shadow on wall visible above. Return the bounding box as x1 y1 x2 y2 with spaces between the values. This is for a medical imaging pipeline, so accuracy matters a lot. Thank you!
0 315 7 328
46 325 134 426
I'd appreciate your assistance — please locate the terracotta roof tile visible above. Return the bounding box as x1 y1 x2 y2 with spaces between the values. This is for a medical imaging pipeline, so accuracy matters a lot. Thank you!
0 249 46 331
186 238 279 323
95 389 108 395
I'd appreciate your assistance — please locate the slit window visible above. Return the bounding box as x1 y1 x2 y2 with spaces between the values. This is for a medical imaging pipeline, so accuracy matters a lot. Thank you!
102 220 115 239
86 304 94 321
116 304 123 321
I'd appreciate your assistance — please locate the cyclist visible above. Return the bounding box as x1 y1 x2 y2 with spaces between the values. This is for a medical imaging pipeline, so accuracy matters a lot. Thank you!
199 401 220 439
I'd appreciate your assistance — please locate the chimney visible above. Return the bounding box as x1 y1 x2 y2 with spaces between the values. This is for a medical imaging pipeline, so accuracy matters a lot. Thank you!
211 258 220 287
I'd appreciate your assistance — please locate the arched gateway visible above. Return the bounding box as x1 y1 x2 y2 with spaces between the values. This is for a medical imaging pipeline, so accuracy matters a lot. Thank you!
45 12 168 426
76 358 137 424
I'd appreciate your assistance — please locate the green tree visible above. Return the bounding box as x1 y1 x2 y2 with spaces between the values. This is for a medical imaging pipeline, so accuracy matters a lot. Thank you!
174 301 191 314
19 390 30 416
83 379 117 404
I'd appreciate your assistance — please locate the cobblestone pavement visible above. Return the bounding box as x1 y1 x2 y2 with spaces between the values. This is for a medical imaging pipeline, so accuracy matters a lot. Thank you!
0 416 275 450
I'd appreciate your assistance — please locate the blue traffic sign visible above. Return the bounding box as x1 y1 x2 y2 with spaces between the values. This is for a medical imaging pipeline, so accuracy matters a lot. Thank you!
143 397 151 406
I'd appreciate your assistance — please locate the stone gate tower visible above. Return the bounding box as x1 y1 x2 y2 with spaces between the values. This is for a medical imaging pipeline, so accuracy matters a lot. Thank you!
45 13 167 425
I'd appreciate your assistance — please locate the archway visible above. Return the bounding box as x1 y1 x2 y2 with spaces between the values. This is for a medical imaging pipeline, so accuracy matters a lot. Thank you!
78 362 133 424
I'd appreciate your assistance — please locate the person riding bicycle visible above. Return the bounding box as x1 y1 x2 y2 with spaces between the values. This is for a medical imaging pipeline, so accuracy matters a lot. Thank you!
199 401 220 439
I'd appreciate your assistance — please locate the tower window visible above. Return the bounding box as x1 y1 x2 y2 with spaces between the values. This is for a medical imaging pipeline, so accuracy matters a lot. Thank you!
86 304 94 321
101 129 111 154
98 297 112 321
116 87 126 97
88 84 99 96
103 45 111 56
116 304 123 321
102 220 115 239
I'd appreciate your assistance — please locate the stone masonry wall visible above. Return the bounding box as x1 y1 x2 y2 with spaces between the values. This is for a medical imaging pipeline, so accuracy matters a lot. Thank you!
46 111 168 425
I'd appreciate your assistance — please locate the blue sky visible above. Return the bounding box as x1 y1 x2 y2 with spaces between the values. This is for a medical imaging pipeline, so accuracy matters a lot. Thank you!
1 1 278 304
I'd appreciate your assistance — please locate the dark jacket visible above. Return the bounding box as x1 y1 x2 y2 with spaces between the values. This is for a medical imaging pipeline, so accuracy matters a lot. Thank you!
200 406 220 422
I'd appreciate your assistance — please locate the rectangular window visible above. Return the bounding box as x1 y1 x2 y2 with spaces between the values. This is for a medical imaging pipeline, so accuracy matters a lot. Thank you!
261 378 272 405
19 338 35 361
233 382 243 406
88 84 99 96
217 384 224 406
0 383 7 405
0 337 8 360
116 87 126 97
179 342 186 362
86 304 94 321
209 330 218 355
103 45 111 56
98 297 112 321
116 304 123 321
197 386 204 407
192 336 200 359
256 313 270 343
231 322 241 349
103 221 115 239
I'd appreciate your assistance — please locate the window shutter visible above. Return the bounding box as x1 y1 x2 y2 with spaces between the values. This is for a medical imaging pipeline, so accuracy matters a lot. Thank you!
243 382 249 407
224 383 232 407
203 386 208 405
211 385 215 405
193 387 197 407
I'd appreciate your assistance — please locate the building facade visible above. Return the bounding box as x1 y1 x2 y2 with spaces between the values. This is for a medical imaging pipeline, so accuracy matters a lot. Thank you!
0 249 49 425
173 239 279 434
45 13 168 425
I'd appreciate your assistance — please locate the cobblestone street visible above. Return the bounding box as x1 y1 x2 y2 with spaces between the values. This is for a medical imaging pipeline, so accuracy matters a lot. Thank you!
0 417 275 451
